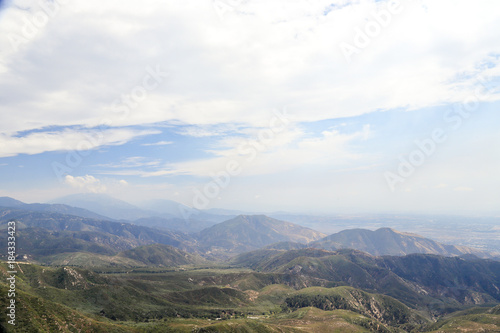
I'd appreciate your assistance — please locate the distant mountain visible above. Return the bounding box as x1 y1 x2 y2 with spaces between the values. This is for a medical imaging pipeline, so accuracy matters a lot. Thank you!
137 199 197 218
133 216 217 233
0 196 111 220
118 244 207 266
203 207 249 216
196 215 326 255
310 227 493 258
0 196 25 207
0 207 196 258
137 199 252 225
50 193 156 221
50 194 234 227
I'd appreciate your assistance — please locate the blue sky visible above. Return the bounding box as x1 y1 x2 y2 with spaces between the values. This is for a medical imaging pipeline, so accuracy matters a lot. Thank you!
0 0 499 214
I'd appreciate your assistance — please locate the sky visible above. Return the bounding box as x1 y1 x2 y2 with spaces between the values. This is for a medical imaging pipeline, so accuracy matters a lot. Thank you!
0 0 499 215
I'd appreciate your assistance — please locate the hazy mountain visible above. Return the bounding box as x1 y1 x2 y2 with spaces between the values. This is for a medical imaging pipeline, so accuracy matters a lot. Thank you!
136 199 240 223
133 216 218 233
118 244 207 266
50 193 156 220
50 194 235 227
0 207 196 257
0 196 111 220
0 196 25 207
196 215 326 255
310 227 493 258
203 207 249 216
137 198 196 218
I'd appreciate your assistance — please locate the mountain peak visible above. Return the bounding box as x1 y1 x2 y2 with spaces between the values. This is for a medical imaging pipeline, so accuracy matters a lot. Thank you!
196 215 326 255
0 196 25 207
311 227 491 258
49 193 152 221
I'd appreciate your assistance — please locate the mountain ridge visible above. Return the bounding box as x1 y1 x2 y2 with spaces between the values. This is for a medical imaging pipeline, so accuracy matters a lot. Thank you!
196 215 327 256
310 227 494 258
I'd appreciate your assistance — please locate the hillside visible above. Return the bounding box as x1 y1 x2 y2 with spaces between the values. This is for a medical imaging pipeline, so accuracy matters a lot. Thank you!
310 227 492 258
196 215 326 255
282 286 428 329
118 244 207 266
0 284 130 333
233 248 500 310
1 251 499 332
133 216 217 232
0 207 196 259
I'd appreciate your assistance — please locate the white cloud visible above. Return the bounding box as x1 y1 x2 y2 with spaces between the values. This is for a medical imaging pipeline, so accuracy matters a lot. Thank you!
0 0 499 137
103 124 371 177
95 156 161 170
0 128 159 157
64 175 107 193
1 0 499 215
141 141 173 146
454 186 474 192
63 174 129 193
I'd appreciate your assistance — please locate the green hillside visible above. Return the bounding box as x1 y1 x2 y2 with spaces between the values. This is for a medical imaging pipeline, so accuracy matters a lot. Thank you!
118 244 208 266
233 248 500 312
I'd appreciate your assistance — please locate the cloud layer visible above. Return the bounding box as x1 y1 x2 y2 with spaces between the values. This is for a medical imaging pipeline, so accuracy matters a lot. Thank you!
1 0 499 214
1 0 499 139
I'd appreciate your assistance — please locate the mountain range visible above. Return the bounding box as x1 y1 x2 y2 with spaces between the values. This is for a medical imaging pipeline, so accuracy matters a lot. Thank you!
49 193 236 232
309 227 493 258
0 196 496 262
0 195 499 332
195 215 327 256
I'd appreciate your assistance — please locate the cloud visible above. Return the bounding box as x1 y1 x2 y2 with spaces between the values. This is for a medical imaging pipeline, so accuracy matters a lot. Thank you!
0 0 499 137
1 0 499 215
141 140 173 146
95 156 161 170
454 186 474 192
64 175 107 193
0 128 159 157
101 123 371 177
63 174 130 194
177 126 231 138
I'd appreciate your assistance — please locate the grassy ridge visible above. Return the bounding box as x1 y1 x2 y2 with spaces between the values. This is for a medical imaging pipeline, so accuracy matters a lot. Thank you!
0 261 499 332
